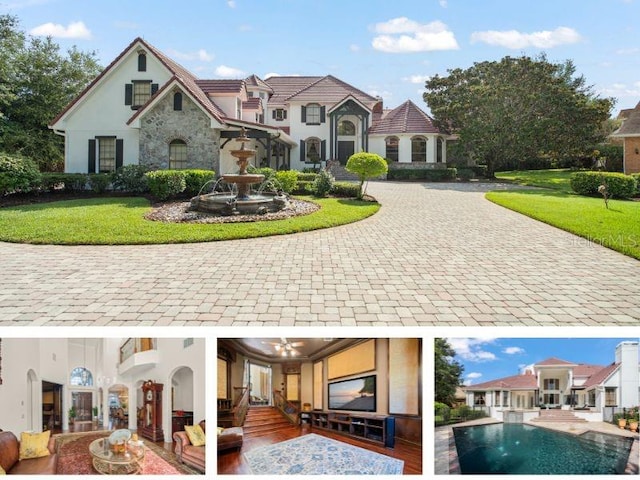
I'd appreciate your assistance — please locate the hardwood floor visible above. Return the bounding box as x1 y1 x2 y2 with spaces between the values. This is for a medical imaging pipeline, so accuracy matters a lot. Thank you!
217 425 422 475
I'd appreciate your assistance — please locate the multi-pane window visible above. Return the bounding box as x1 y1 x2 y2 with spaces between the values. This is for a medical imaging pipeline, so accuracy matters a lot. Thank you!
173 92 182 111
385 136 399 162
169 139 187 169
133 81 152 107
274 109 286 121
543 378 559 390
306 103 321 124
473 392 485 405
543 393 559 404
338 120 355 135
605 387 617 406
305 137 320 163
98 137 116 172
411 136 427 162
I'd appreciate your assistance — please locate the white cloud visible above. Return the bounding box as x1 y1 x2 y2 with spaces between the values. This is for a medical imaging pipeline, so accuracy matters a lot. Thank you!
371 18 459 53
503 346 525 355
350 44 361 52
404 74 430 84
367 87 392 100
215 65 246 78
470 26 582 49
29 21 92 39
227 0 236 7
439 0 448 7
599 81 640 100
447 338 497 362
519 363 535 374
463 372 482 386
167 48 215 62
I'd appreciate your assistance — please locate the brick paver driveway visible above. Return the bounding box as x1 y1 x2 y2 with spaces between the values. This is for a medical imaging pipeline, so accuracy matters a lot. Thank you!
1 181 639 326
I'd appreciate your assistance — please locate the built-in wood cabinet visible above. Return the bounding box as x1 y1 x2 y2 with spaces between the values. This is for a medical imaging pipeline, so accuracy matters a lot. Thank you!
310 411 395 448
171 411 194 435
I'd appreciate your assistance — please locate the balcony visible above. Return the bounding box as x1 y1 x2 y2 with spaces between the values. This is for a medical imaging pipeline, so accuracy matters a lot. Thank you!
118 338 158 376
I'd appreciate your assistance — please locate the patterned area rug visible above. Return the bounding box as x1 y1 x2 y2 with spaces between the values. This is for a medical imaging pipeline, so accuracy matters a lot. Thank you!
54 431 201 475
243 433 404 475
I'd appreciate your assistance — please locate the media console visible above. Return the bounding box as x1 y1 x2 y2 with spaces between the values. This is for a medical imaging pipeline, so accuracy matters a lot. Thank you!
309 411 395 448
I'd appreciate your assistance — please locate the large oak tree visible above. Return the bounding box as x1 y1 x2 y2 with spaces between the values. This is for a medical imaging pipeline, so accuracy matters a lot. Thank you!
423 55 614 175
435 338 464 406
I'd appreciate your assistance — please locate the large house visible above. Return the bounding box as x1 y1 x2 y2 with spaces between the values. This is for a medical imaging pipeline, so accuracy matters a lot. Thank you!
49 38 447 176
611 101 640 173
463 340 639 422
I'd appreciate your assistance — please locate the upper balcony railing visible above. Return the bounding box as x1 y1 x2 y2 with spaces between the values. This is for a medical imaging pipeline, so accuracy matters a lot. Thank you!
120 338 156 364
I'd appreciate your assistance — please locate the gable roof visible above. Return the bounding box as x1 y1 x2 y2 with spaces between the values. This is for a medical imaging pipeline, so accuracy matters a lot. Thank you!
285 75 378 106
263 76 324 106
242 97 262 111
582 363 619 388
244 74 273 93
466 372 537 390
368 100 441 135
195 79 245 95
535 357 577 367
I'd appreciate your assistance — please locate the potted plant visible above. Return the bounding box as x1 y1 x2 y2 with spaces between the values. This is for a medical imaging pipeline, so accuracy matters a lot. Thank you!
68 406 77 425
92 406 99 426
615 413 627 429
629 408 639 432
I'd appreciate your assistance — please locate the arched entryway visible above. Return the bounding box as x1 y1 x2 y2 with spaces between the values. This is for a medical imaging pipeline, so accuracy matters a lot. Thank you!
169 366 195 436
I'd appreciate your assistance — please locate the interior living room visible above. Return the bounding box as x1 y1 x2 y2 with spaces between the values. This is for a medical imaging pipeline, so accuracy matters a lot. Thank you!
217 337 422 475
0 337 205 475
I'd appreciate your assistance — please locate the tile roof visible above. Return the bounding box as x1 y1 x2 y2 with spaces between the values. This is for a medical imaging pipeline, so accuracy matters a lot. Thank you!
242 97 262 110
195 79 245 94
244 74 273 93
534 357 577 367
573 364 606 377
582 363 618 388
613 109 640 136
285 75 378 106
368 100 441 135
466 372 538 390
263 76 324 106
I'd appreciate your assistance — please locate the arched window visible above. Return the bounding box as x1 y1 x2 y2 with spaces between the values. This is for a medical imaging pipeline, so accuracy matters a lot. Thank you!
137 52 147 72
305 137 321 163
437 137 444 163
70 367 93 387
173 92 183 111
338 120 356 136
411 136 427 162
385 136 399 162
169 139 187 169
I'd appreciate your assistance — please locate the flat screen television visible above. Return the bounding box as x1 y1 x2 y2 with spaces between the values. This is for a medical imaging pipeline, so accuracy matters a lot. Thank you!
328 374 376 412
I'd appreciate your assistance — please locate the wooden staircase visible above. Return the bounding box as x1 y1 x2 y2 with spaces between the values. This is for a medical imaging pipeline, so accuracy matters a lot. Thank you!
242 406 296 438
531 409 588 423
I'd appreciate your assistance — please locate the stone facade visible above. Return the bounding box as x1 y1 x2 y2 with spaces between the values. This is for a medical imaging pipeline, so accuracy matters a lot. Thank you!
139 90 220 173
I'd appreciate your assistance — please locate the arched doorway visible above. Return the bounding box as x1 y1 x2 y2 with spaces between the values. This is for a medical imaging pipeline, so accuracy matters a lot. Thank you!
27 369 39 431
108 384 129 429
169 366 194 436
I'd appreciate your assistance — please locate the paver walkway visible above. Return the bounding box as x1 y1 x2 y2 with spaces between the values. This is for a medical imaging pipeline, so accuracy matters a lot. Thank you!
1 181 640 326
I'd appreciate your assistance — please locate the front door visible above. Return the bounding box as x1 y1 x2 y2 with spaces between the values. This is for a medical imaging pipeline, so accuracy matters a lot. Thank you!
338 141 355 164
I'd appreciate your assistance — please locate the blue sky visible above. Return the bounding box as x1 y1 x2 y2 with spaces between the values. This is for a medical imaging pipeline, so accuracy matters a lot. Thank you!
2 0 640 114
447 337 639 386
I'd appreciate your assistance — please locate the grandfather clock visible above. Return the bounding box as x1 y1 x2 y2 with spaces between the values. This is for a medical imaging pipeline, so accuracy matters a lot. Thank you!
141 380 164 442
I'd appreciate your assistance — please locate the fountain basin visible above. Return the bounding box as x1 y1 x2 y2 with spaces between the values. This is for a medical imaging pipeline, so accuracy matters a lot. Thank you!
221 173 265 184
190 191 288 215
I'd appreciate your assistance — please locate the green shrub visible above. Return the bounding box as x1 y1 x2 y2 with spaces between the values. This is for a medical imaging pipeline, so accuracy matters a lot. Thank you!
144 170 186 200
330 181 360 198
274 170 299 194
435 402 451 424
312 169 335 197
470 165 488 178
0 153 41 196
40 173 87 192
570 171 637 199
457 168 474 181
346 152 388 198
387 167 457 181
254 167 276 181
111 165 149 193
182 169 216 196
88 173 111 193
631 174 640 195
293 180 314 195
297 172 318 182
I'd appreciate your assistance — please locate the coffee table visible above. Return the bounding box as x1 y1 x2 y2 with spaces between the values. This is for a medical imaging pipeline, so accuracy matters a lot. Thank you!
89 438 145 475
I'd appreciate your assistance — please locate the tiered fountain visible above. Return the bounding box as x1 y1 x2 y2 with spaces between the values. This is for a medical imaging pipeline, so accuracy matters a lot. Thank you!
190 128 287 215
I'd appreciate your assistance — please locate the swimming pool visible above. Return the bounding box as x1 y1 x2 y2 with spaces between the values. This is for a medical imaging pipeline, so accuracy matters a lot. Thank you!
453 423 634 474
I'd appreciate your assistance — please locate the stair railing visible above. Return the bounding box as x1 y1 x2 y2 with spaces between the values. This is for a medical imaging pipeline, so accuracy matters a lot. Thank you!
272 389 299 425
232 385 251 426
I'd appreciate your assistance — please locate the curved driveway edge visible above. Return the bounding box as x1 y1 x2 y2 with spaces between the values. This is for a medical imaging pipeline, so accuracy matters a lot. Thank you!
1 181 639 326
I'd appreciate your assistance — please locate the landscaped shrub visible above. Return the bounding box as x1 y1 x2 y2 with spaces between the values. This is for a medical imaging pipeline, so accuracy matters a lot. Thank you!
40 173 87 192
387 167 457 181
470 165 488 178
111 165 149 193
274 170 299 194
457 168 474 181
0 153 41 196
88 173 111 193
570 171 637 199
293 180 313 195
182 169 216 196
312 169 335 197
254 167 276 181
330 181 360 198
144 170 186 200
346 152 388 199
631 174 640 195
297 172 318 182
435 402 450 424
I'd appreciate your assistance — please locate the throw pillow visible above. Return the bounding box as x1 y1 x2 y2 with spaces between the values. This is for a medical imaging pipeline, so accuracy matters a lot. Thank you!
217 427 224 436
19 431 51 460
184 424 206 447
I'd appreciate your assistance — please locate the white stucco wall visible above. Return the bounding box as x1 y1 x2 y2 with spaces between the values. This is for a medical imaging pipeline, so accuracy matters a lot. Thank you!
369 133 442 163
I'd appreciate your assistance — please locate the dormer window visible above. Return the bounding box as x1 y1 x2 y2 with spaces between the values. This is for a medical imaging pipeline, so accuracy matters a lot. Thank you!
138 52 147 72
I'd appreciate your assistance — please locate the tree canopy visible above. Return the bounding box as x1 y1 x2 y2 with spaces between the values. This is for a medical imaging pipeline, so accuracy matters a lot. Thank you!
0 14 101 171
423 55 614 175
434 338 464 406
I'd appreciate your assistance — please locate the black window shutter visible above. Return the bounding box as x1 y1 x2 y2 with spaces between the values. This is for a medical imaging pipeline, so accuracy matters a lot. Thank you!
321 140 326 161
320 106 326 123
272 110 276 119
116 139 124 169
125 84 132 105
88 139 96 173
151 83 159 95
300 140 306 163
138 54 146 72
283 110 287 119
301 106 306 123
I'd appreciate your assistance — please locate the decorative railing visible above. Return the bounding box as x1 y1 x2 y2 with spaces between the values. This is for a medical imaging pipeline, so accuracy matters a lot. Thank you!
232 385 250 427
273 389 299 425
119 338 156 363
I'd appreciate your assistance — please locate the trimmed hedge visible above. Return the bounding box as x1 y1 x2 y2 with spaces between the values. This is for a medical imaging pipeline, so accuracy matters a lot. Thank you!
111 165 149 193
274 170 299 194
632 173 640 195
40 173 88 192
297 172 318 182
88 173 111 193
330 181 360 197
144 170 186 200
182 169 216 196
457 168 474 181
0 153 41 196
570 171 637 199
387 167 457 181
293 180 313 195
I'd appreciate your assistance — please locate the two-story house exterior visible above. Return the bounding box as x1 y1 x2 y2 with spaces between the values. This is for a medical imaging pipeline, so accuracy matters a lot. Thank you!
50 37 447 176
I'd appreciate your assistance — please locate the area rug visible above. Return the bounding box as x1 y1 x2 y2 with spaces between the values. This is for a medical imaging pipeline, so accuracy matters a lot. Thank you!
54 431 201 475
243 433 404 475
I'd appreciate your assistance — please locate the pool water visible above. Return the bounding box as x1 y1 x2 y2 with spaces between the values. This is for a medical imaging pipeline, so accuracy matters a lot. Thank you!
453 423 634 474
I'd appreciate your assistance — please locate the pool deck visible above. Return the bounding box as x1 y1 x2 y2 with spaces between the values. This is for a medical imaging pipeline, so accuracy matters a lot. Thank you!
435 418 639 475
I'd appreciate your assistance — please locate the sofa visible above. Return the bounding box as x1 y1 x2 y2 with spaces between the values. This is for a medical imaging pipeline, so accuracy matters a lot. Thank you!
217 426 243 452
173 420 205 473
0 431 58 475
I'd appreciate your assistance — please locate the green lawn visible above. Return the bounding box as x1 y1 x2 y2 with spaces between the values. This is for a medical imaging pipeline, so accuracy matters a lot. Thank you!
495 168 574 192
0 196 379 245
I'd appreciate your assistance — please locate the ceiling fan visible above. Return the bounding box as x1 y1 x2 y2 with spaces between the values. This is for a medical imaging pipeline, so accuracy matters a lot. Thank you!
262 338 304 357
